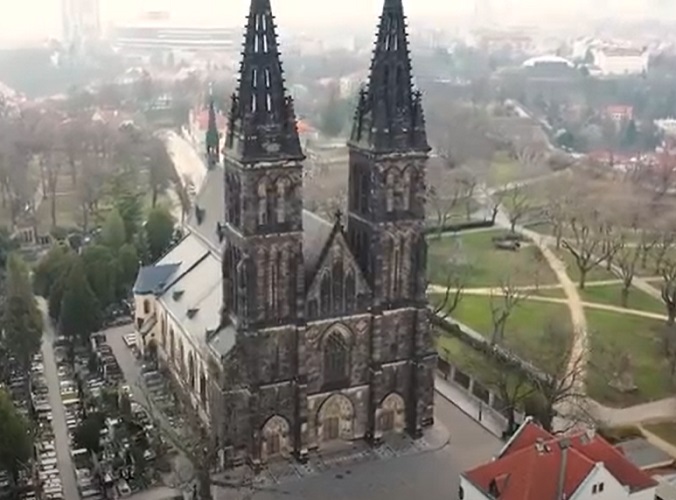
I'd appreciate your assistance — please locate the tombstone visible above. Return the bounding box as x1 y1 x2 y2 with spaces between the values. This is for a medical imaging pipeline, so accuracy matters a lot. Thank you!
610 352 637 393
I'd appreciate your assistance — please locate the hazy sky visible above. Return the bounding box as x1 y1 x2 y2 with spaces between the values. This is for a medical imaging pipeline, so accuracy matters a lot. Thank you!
0 0 668 42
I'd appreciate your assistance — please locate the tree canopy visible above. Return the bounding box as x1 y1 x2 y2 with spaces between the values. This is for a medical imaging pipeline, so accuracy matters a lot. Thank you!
145 205 175 262
2 254 42 369
58 260 102 343
0 390 32 483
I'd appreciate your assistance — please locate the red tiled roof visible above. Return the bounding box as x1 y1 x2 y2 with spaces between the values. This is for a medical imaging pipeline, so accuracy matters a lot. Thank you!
464 422 657 500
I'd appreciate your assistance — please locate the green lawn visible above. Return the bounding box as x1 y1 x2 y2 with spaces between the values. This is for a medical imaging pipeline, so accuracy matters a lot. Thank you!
532 287 567 299
428 229 557 288
36 193 83 232
643 422 676 447
586 309 672 407
579 284 666 315
446 294 572 370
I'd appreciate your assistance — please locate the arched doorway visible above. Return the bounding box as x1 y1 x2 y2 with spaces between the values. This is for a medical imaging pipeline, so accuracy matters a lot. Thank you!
317 394 355 445
261 415 291 462
377 393 406 436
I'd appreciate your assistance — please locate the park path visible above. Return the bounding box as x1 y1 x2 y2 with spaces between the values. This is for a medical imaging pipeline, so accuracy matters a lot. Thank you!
428 285 669 322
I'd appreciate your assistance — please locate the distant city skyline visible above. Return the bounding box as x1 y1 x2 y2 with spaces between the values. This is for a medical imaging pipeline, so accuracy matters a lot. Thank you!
0 0 674 43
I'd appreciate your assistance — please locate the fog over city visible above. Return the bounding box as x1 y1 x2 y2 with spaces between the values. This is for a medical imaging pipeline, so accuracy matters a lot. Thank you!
2 0 676 43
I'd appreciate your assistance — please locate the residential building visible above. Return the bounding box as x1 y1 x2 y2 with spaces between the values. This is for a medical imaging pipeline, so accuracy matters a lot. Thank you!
460 418 658 500
605 105 634 123
132 0 435 468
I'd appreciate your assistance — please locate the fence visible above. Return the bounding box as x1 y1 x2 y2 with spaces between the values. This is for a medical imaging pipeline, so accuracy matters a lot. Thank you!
437 354 525 436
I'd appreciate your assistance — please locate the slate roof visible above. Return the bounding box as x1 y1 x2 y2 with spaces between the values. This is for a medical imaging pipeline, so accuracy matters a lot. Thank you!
464 421 657 500
133 264 180 294
302 211 334 279
158 253 232 359
617 438 674 470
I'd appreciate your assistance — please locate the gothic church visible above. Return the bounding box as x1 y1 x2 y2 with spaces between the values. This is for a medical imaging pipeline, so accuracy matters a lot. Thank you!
133 0 436 467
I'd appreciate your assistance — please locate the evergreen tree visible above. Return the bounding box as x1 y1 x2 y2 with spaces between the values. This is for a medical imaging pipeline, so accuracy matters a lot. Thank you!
101 208 127 252
0 389 32 485
82 245 117 308
33 244 73 297
58 260 102 344
117 243 140 298
145 205 175 261
622 119 638 150
2 254 43 370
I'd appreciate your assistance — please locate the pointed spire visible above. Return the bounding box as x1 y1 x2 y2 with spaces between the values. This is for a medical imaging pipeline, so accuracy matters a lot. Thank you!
224 0 304 163
349 0 429 153
206 85 220 169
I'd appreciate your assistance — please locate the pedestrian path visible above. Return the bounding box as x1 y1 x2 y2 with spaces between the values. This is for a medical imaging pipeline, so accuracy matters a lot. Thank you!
38 299 81 500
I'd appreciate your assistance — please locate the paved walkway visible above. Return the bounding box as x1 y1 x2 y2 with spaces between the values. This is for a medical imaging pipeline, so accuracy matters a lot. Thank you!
435 377 506 438
38 299 81 500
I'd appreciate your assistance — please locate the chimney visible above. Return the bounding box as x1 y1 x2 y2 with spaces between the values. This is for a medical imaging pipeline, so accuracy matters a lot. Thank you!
556 438 571 500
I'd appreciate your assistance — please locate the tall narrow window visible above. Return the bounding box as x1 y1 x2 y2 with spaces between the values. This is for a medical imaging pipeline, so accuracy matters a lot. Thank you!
251 94 257 112
324 331 348 384
320 272 331 316
266 94 272 112
392 243 401 299
276 178 288 223
332 261 344 313
254 34 260 53
402 168 412 211
262 34 268 53
359 172 369 214
345 272 356 312
252 68 258 88
269 250 281 316
386 171 396 212
257 179 267 225
265 68 271 87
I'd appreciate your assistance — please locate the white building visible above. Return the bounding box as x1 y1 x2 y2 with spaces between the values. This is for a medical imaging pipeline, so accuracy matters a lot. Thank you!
593 47 649 76
460 419 657 500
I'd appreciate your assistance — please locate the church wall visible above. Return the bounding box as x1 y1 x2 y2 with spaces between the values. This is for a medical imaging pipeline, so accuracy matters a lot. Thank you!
302 314 372 395
237 325 297 386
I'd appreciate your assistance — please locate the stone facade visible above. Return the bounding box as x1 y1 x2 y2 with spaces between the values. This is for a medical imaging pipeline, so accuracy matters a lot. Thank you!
211 0 436 467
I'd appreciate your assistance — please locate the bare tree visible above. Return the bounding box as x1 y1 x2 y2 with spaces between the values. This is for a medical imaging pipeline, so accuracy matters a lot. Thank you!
615 238 642 308
561 200 620 289
489 277 531 345
432 267 466 320
660 256 676 326
528 322 587 432
506 185 531 232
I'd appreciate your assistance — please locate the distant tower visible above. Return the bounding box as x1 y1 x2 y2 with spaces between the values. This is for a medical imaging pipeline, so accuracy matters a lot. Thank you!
205 87 220 169
474 0 494 27
62 0 101 52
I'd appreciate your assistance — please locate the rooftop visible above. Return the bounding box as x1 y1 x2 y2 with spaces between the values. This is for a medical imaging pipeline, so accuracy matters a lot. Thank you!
464 420 657 500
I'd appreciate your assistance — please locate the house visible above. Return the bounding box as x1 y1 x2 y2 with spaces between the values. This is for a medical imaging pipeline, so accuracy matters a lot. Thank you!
460 418 658 500
606 105 634 123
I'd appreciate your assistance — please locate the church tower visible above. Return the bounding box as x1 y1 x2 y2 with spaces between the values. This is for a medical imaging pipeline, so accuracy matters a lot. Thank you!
221 0 305 330
347 0 434 435
205 91 220 169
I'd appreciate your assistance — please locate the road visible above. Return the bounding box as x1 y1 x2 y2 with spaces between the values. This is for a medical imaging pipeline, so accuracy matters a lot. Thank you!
38 299 81 500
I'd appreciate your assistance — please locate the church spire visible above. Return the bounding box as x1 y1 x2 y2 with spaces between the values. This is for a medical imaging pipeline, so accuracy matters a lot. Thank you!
349 0 429 153
224 0 304 163
206 86 219 169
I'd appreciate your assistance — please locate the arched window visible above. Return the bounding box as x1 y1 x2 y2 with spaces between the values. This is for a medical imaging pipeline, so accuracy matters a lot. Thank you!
324 331 348 384
188 353 195 390
236 257 248 317
178 340 185 376
257 179 268 225
332 260 344 313
359 171 369 214
169 328 175 361
345 272 356 312
160 317 166 348
200 371 207 406
320 272 331 316
402 168 412 211
276 178 289 223
269 249 282 316
386 171 396 213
